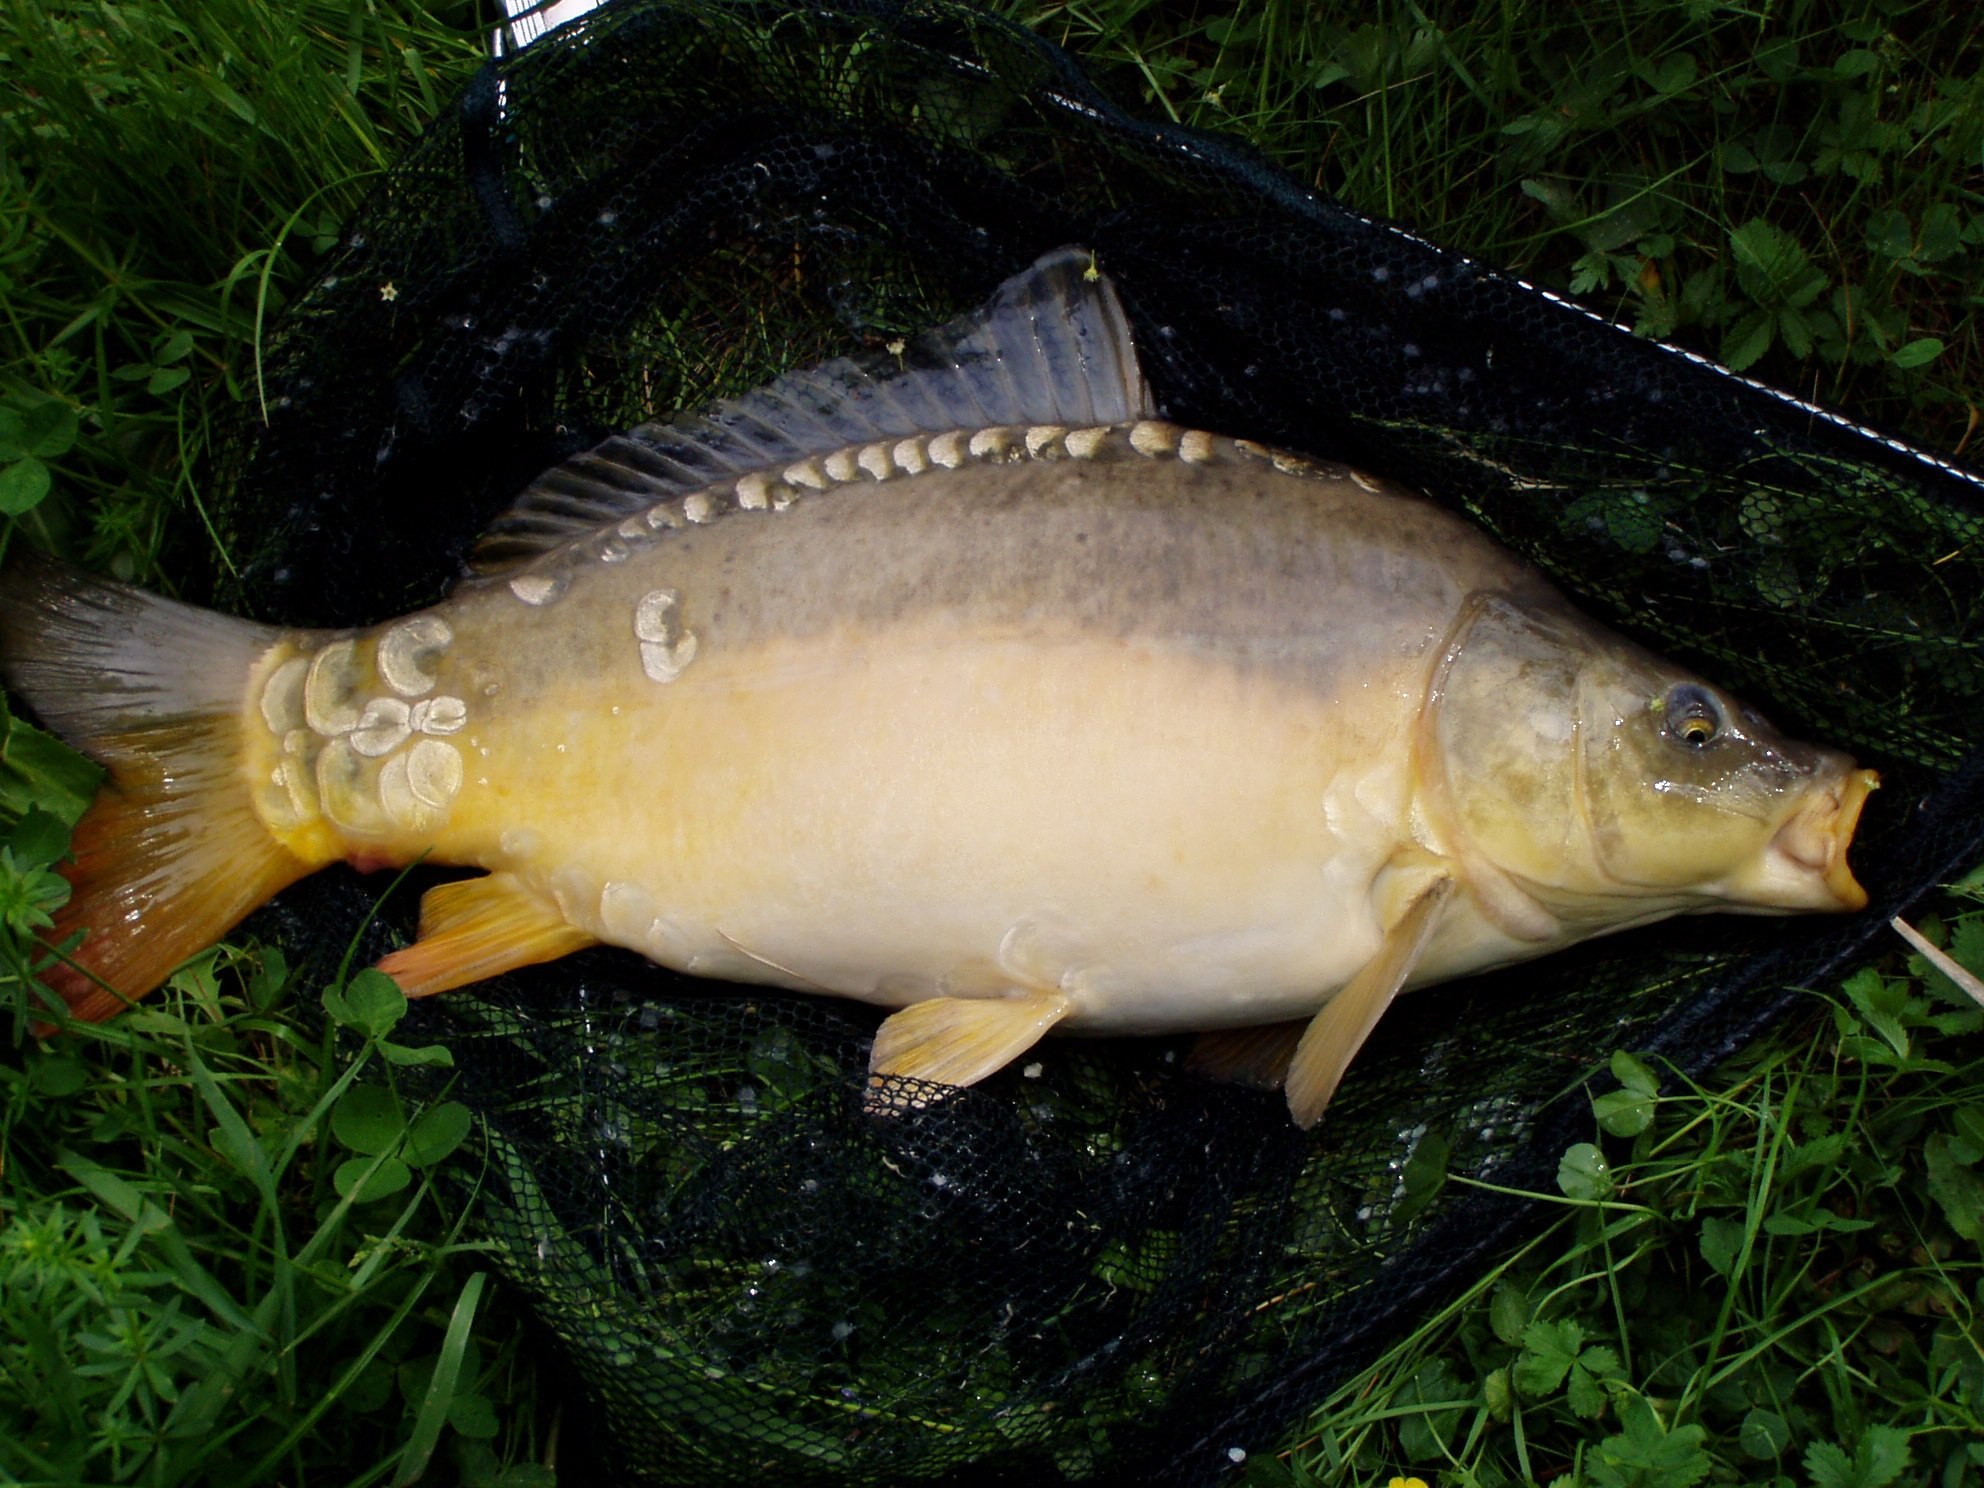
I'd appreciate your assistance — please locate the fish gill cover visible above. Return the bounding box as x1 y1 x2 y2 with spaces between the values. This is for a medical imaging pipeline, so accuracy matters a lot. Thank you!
206 1 1984 1482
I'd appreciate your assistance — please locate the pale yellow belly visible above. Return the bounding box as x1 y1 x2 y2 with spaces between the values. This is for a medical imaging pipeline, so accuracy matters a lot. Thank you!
444 623 1424 1033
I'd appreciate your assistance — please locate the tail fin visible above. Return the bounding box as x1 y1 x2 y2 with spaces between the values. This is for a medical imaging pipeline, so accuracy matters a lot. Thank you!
0 556 321 1022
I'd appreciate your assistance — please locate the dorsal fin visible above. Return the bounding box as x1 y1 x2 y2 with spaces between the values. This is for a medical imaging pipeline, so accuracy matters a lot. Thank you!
470 246 1155 574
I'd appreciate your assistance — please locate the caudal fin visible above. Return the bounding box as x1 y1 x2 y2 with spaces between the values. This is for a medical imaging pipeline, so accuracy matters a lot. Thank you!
0 556 322 1022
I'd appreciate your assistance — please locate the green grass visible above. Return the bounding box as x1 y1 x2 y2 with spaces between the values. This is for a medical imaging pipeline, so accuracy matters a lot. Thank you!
2 1 1981 1484
1251 915 1984 1488
1027 0 1981 448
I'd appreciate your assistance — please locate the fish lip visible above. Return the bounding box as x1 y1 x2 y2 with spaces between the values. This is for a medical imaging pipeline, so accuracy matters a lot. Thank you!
1771 767 1878 911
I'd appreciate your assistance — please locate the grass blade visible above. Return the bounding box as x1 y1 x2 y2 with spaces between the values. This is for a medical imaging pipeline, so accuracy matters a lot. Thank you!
393 1269 486 1486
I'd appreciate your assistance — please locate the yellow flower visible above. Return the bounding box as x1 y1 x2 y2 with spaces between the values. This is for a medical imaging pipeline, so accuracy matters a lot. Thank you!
1386 1478 1430 1488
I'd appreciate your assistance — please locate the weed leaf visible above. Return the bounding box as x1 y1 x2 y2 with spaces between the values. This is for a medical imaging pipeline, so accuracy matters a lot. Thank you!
325 967 407 1038
1922 1134 1984 1240
334 1154 412 1203
0 847 70 936
1559 1142 1613 1200
0 457 50 515
379 1038 456 1068
1721 309 1774 371
1590 1396 1710 1488
406 1101 473 1166
1515 1319 1583 1396
0 706 102 824
332 1084 405 1156
1892 337 1944 369
1740 1408 1791 1459
8 807 72 870
1804 1425 1911 1488
1489 1284 1531 1346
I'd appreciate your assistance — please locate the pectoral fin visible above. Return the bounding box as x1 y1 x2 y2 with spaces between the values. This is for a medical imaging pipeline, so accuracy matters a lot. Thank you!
867 992 1071 1109
376 872 597 997
1286 876 1455 1130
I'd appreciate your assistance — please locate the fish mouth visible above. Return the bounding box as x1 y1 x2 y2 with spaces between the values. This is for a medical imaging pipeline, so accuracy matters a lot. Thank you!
1768 768 1878 911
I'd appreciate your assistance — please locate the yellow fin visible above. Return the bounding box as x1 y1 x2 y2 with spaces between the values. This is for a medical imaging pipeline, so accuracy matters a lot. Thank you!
867 992 1070 1108
31 741 316 1025
0 556 327 1025
375 872 596 997
1286 876 1455 1130
1186 1022 1306 1091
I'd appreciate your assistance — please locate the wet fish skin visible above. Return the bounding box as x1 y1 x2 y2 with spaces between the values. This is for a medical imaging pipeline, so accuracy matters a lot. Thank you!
0 250 1875 1126
354 427 1551 1024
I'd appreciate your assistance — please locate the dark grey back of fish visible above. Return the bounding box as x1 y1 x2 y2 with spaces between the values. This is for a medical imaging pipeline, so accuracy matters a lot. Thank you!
453 248 1553 696
649 433 1553 688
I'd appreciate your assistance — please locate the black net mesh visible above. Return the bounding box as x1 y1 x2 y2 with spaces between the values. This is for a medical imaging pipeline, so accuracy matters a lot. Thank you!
205 2 1984 1482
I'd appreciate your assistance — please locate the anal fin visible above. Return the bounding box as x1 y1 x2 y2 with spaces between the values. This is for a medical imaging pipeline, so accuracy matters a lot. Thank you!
1287 876 1455 1130
1186 1021 1306 1091
375 872 596 997
867 992 1070 1111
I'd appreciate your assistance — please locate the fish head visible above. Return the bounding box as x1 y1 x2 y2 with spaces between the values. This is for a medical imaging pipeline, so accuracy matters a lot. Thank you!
1573 653 1875 914
1430 594 1875 921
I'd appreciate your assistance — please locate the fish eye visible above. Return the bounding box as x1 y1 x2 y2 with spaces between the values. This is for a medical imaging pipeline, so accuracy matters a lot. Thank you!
1664 684 1722 748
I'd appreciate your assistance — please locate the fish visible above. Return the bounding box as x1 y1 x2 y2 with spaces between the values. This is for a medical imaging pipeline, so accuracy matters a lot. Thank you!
0 247 1877 1127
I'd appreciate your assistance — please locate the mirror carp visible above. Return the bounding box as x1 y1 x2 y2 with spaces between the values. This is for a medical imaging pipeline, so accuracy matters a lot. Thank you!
0 249 1875 1126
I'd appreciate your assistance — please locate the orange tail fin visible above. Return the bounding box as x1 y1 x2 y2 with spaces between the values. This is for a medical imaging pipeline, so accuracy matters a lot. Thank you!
0 556 324 1022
